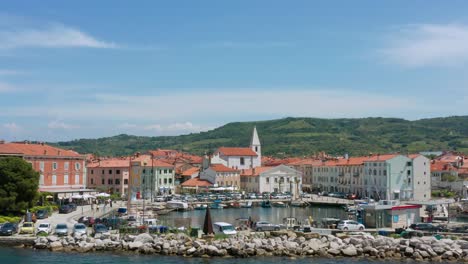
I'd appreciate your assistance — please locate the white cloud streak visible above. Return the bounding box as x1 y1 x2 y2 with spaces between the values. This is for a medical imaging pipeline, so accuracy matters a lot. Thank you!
144 122 213 133
380 23 468 67
0 69 23 75
0 24 117 49
2 122 21 133
0 89 433 121
0 82 19 92
47 120 79 130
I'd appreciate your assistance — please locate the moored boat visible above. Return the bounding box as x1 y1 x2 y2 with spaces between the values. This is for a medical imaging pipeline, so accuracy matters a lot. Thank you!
261 200 271 208
272 201 287 207
166 200 189 211
240 201 252 208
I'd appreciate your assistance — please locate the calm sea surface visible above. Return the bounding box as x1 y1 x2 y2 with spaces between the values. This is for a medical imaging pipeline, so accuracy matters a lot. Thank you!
0 247 449 264
158 205 348 227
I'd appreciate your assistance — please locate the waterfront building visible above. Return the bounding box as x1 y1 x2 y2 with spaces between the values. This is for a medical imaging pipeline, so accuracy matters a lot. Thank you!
130 154 175 199
240 165 302 198
211 126 261 170
360 201 422 229
0 141 86 193
307 154 431 201
86 158 130 196
200 164 240 189
288 159 322 192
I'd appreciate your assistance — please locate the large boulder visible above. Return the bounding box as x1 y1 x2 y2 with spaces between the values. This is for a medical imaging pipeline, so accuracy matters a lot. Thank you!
49 241 63 251
128 241 143 250
341 245 357 256
48 235 59 242
134 233 153 244
77 241 94 253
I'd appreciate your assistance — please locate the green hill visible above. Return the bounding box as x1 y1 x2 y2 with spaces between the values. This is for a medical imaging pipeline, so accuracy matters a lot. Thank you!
51 116 468 157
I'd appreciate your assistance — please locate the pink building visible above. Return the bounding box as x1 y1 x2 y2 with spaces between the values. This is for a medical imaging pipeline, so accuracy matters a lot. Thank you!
87 158 130 196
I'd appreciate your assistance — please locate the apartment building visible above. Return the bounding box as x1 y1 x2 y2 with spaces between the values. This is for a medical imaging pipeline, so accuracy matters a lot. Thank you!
86 158 130 196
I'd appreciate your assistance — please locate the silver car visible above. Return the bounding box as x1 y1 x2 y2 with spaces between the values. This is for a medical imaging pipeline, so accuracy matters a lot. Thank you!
55 223 69 236
254 221 281 231
73 223 87 236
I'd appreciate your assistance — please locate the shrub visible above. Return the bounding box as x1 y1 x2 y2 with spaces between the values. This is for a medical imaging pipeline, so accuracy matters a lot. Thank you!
0 215 22 223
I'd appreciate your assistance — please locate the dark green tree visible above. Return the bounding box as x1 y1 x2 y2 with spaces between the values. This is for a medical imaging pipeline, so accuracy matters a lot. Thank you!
0 157 39 214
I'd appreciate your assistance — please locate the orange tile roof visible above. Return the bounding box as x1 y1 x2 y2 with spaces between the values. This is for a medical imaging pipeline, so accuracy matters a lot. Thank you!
430 161 457 171
287 158 323 166
218 147 257 156
240 166 274 177
364 154 399 162
210 164 239 172
181 177 212 187
0 142 83 157
87 158 130 168
181 167 199 176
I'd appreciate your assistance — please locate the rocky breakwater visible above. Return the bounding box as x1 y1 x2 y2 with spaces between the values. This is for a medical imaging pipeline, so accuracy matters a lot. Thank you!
33 230 468 261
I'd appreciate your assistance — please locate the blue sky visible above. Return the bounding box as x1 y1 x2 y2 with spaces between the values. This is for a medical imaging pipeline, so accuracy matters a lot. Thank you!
1 1 468 141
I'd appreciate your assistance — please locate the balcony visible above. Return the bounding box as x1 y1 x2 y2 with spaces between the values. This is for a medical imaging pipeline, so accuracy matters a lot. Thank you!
353 172 360 177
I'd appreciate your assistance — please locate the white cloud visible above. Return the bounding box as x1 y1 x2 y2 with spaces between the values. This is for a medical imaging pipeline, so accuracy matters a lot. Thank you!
0 69 23 75
118 123 137 129
47 120 79 130
0 24 117 49
144 122 212 134
0 89 433 121
380 23 468 67
2 122 20 133
0 82 18 92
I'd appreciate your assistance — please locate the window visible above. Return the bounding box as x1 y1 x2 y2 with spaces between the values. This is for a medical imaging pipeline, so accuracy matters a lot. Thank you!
124 179 128 185
164 169 167 174
240 157 245 165
64 174 69 184
102 179 105 184
407 162 412 166
108 179 113 185
91 178 94 185
39 175 44 185
383 170 387 176
168 169 172 174
40 161 44 172
75 162 81 170
115 179 120 185
91 170 94 175
102 170 105 174
169 178 172 184
255 146 258 152
143 169 146 174
164 178 167 184
52 175 57 185
116 170 121 174
53 162 57 170
109 170 112 174
266 177 270 183
274 178 278 183
64 162 69 170
75 175 79 185
373 169 377 176
407 170 411 176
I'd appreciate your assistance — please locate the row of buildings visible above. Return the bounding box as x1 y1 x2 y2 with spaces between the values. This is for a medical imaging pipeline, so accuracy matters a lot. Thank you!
1 128 467 202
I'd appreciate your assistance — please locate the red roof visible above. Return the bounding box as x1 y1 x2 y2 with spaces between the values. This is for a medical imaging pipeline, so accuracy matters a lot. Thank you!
181 177 212 187
210 164 238 172
181 167 199 176
364 154 399 162
431 161 457 172
0 142 82 157
217 147 257 156
240 166 274 177
87 158 130 168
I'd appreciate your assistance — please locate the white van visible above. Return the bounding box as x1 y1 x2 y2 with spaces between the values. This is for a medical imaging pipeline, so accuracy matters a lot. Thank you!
213 222 237 235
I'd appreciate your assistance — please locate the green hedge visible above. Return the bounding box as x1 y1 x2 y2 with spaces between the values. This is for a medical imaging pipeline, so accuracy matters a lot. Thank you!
30 205 58 214
0 215 22 224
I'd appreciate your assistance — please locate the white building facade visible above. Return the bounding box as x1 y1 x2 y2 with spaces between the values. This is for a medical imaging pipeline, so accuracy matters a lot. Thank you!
241 165 302 198
211 127 262 170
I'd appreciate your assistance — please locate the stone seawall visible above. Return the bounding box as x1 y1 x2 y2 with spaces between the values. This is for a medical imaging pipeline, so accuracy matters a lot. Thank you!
0 236 35 247
29 230 468 261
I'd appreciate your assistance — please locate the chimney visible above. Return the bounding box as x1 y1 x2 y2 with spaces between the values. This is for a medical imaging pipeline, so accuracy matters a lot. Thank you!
44 149 47 155
58 150 61 156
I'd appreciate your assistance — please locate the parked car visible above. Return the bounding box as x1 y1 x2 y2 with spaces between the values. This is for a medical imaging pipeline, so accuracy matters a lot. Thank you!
59 205 73 214
409 223 444 232
35 209 49 219
93 224 109 235
337 220 365 231
36 222 52 235
0 222 18 236
329 192 347 199
254 221 281 231
55 223 69 236
73 223 87 236
213 222 237 235
68 203 77 211
20 222 35 234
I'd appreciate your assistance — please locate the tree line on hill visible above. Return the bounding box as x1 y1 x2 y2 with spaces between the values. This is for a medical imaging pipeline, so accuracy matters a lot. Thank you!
52 116 468 157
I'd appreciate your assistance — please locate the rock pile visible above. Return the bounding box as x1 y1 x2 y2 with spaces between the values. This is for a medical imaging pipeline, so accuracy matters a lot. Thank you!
33 230 468 261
